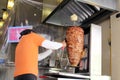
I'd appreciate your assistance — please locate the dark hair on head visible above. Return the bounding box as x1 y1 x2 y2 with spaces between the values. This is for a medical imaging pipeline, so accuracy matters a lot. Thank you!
19 29 34 39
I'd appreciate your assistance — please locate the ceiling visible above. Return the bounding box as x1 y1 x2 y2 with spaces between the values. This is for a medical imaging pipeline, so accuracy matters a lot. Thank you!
0 0 8 18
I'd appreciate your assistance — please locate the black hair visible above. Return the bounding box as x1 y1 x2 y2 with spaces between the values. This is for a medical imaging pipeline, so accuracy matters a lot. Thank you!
19 29 34 39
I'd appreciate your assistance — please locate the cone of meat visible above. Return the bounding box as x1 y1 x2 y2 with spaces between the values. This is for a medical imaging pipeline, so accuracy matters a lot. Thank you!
66 26 84 66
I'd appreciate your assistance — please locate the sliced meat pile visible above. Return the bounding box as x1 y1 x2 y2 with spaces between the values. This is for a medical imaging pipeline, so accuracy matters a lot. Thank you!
66 26 84 66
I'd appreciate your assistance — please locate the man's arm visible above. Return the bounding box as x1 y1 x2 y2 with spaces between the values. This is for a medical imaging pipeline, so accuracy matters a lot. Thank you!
41 40 64 50
38 49 52 61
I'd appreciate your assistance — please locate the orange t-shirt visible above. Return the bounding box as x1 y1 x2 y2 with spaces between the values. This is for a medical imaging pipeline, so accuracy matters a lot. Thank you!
14 32 45 77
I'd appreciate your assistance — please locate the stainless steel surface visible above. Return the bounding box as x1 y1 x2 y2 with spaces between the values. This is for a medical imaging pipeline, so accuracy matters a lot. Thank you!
44 72 90 79
77 0 118 11
43 0 118 27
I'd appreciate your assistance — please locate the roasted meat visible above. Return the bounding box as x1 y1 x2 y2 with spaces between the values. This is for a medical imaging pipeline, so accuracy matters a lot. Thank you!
66 26 84 66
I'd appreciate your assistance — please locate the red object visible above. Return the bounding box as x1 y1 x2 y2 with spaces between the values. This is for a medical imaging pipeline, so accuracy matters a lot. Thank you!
39 76 48 78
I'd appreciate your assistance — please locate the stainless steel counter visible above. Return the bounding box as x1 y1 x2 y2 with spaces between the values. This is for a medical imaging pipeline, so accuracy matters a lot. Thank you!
38 67 90 80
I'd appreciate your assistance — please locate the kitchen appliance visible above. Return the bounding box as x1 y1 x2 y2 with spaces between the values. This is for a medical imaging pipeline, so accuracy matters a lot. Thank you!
39 24 112 80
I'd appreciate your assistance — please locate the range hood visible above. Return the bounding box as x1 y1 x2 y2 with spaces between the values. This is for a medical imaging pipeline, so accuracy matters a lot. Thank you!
42 0 118 28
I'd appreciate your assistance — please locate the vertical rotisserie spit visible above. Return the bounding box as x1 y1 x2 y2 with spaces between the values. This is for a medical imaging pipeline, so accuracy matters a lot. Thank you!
66 26 84 66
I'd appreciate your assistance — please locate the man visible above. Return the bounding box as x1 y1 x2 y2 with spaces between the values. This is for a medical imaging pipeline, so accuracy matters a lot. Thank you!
14 27 66 80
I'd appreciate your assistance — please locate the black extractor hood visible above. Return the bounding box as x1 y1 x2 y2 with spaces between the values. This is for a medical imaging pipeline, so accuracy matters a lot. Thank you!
42 0 118 28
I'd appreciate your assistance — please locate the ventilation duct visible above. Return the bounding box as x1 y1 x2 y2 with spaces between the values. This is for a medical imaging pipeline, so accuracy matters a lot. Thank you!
42 0 118 29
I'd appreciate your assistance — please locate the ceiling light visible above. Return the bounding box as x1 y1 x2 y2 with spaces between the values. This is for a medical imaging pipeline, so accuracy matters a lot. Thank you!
34 13 37 16
0 20 4 28
7 0 14 10
3 11 9 20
